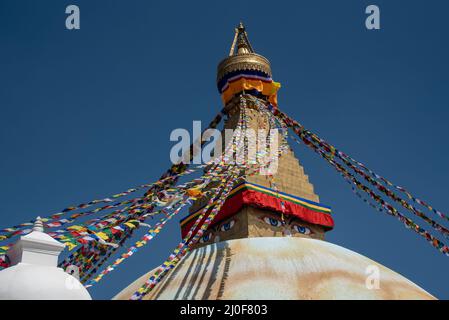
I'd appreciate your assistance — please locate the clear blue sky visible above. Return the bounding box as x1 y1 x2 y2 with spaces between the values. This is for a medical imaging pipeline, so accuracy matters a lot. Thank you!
0 0 448 299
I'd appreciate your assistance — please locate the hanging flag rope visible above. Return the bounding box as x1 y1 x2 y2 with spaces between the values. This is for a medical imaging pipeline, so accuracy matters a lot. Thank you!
131 98 290 299
79 102 253 283
59 170 226 277
84 198 190 287
338 151 449 222
63 116 245 278
129 101 252 298
83 171 232 285
0 105 227 245
0 108 230 270
81 161 235 283
260 98 449 225
0 165 206 239
278 119 449 240
264 100 449 257
131 167 241 300
335 151 449 239
64 108 227 275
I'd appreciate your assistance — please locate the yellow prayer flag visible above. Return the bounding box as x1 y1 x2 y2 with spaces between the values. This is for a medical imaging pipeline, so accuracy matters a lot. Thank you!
95 232 109 240
67 225 85 231
124 222 137 229
64 242 78 251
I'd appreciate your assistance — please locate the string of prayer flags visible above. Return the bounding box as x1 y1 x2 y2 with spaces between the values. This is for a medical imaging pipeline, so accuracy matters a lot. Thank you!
131 117 246 300
0 255 9 269
83 156 239 284
276 106 449 257
0 165 206 238
68 108 227 278
85 199 190 287
262 98 449 227
64 160 231 281
128 112 258 295
131 168 241 300
337 151 449 223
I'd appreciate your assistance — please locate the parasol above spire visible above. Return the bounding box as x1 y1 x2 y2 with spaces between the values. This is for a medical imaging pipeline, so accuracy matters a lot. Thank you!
229 22 255 56
217 22 272 85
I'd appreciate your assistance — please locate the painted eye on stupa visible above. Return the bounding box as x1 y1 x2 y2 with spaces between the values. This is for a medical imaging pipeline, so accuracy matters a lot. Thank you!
199 233 212 243
292 225 312 235
263 216 282 227
220 219 235 232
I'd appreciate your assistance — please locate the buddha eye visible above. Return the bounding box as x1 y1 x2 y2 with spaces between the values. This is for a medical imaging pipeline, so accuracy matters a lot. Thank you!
220 219 235 232
293 225 312 235
199 233 212 243
263 216 282 227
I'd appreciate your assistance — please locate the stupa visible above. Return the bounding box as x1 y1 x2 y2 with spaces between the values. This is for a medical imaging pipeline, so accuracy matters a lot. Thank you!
0 217 92 300
115 23 435 300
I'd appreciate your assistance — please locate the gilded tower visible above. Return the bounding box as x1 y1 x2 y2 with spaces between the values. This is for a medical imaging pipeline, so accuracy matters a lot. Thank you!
180 23 333 245
115 24 435 300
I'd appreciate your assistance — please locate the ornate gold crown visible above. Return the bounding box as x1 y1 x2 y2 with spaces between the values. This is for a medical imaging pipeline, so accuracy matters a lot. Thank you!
216 23 272 85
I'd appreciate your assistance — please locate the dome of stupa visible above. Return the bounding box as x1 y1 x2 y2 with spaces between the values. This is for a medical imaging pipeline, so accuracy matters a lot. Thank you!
0 263 91 300
114 237 435 300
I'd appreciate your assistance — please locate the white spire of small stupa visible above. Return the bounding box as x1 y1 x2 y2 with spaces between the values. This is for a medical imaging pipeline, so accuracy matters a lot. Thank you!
32 216 44 232
0 216 92 300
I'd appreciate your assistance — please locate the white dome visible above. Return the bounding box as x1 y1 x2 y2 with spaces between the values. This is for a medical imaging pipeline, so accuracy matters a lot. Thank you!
115 237 435 300
0 263 91 300
0 217 91 300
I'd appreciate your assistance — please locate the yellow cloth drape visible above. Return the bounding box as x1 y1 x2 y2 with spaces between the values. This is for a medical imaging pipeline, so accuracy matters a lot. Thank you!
221 77 281 106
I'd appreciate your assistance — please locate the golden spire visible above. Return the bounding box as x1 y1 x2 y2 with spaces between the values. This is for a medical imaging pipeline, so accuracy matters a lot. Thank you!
217 23 272 85
229 22 254 56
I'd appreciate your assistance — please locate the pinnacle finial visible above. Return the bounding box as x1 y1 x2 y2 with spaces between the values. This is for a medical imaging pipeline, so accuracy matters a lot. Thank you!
228 22 254 56
33 216 44 232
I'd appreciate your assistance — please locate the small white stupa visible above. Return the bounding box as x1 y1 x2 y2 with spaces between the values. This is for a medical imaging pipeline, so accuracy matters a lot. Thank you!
0 217 91 300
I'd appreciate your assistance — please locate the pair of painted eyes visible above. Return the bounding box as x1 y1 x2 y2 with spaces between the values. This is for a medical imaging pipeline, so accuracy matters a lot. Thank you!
199 220 236 243
262 216 312 235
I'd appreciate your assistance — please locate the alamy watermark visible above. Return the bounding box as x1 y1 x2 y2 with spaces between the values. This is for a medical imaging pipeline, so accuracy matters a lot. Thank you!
65 5 80 30
169 121 280 175
365 5 381 30
64 265 84 290
64 5 379 31
365 265 381 290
